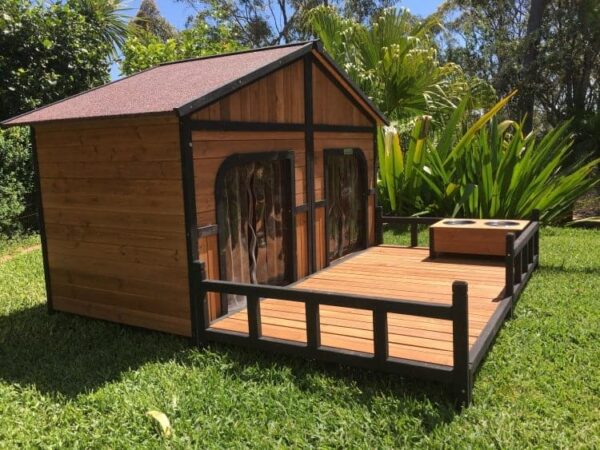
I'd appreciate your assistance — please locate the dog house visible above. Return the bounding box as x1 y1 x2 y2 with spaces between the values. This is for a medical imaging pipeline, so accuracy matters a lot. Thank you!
3 41 539 406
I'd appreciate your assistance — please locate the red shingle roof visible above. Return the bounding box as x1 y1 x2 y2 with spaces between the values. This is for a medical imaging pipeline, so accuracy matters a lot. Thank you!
2 43 311 126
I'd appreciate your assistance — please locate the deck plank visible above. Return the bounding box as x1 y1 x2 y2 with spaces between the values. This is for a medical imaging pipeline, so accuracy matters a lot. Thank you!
208 246 507 367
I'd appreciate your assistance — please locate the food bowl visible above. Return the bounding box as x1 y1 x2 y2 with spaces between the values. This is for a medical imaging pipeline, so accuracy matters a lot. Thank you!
484 220 521 227
442 219 476 225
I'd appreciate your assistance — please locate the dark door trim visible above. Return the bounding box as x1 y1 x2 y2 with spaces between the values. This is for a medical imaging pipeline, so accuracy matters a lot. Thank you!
214 150 297 315
323 147 369 266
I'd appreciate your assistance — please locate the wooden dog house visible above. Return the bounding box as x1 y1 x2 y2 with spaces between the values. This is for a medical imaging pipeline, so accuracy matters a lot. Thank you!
2 41 385 335
3 41 540 405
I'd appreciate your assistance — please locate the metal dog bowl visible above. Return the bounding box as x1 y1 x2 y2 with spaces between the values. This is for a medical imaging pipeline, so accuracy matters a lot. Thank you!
442 219 476 225
484 220 520 227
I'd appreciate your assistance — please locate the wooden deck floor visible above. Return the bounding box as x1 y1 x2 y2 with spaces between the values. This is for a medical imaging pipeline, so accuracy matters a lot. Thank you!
210 246 507 367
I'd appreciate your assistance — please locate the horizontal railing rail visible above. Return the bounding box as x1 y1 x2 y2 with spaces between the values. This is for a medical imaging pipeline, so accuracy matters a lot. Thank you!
191 261 473 406
375 206 443 247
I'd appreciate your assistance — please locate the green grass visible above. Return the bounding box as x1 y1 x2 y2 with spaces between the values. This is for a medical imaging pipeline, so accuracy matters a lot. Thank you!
0 229 599 448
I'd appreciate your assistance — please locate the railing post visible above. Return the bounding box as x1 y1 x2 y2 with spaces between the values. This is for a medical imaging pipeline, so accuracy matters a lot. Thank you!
532 209 540 268
373 307 389 364
247 295 262 339
375 206 384 245
306 301 321 350
505 233 515 299
429 226 436 259
410 223 418 247
192 261 210 348
452 281 471 407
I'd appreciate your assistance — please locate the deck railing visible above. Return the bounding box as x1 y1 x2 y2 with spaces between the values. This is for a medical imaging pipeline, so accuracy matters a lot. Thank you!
375 207 442 247
190 261 473 406
505 211 540 301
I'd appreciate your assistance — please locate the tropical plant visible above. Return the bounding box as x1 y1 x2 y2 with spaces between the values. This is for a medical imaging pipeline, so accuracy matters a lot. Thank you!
308 6 496 123
378 93 600 223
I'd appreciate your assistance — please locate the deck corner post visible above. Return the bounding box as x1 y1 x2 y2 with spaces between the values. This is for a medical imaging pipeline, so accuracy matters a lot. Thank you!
410 223 418 247
452 280 472 407
375 206 383 245
505 233 515 300
373 307 389 364
429 226 436 259
191 261 209 348
305 301 321 349
531 209 540 222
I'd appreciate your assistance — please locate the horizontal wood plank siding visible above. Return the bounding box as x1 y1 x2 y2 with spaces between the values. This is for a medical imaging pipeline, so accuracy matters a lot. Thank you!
35 115 191 336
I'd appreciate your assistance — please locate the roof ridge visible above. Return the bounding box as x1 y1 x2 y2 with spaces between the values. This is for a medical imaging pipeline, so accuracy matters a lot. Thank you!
158 40 317 68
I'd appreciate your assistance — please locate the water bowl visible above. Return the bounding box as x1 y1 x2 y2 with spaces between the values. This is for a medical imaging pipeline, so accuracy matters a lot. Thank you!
442 219 476 225
484 220 520 227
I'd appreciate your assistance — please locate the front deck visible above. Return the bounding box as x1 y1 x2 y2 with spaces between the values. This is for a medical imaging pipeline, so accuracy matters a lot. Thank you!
210 246 506 367
192 215 540 406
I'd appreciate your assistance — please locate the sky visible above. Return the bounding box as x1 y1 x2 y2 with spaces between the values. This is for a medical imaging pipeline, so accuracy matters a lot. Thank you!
111 0 443 79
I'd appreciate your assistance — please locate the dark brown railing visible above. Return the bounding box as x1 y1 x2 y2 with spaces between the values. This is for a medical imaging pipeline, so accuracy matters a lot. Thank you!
191 262 473 406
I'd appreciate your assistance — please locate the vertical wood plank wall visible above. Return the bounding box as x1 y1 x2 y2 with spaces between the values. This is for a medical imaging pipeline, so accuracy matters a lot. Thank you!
35 115 191 336
189 55 377 319
190 60 306 318
312 61 376 268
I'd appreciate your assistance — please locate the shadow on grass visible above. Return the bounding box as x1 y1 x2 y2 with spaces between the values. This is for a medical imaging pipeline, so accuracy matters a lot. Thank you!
0 304 185 397
179 342 459 429
0 305 457 427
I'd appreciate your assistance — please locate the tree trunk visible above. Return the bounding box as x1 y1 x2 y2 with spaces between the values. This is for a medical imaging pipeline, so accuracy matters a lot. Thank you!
518 0 548 133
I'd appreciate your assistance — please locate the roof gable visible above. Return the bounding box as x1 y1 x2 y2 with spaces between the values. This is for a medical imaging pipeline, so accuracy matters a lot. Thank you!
2 41 387 127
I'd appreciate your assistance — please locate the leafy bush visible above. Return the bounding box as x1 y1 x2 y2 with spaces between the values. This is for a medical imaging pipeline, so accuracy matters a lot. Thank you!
378 94 600 223
0 127 34 237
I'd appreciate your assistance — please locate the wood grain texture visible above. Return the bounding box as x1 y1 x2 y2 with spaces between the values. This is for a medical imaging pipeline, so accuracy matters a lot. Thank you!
210 246 507 366
312 62 373 127
198 234 221 320
192 132 306 226
314 206 327 271
311 50 383 126
190 60 304 123
296 211 309 279
431 219 528 256
35 115 191 336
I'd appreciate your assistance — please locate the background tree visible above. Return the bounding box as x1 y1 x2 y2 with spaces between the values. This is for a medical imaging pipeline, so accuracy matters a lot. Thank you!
0 0 127 237
174 0 397 47
131 0 176 42
438 0 600 158
121 6 244 75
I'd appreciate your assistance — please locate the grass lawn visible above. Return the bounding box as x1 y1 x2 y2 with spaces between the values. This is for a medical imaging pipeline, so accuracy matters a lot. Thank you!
0 228 598 448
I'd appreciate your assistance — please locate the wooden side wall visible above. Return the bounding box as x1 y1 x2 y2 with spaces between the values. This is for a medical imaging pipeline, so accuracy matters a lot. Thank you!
35 115 191 336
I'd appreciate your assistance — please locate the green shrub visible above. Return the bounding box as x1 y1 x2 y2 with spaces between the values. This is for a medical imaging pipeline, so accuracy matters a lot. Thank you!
378 94 600 223
0 127 34 237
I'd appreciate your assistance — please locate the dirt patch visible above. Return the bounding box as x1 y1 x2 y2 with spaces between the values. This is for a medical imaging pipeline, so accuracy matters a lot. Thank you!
0 244 41 265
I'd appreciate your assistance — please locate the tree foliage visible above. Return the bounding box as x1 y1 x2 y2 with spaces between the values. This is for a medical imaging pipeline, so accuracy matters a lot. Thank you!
309 6 496 124
131 0 177 42
0 0 127 237
121 11 244 75
439 0 600 158
174 0 396 47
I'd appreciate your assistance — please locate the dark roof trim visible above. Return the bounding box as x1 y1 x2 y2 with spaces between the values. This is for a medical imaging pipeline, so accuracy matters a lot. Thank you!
175 42 313 117
312 41 388 125
160 41 311 67
177 40 388 125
